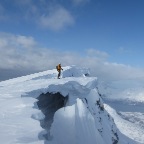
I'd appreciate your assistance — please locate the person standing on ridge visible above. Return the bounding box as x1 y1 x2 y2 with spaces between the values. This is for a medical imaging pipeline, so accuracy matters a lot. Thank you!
56 63 63 79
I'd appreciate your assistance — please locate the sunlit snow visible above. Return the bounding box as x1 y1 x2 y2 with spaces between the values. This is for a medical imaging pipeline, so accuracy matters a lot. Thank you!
0 66 143 144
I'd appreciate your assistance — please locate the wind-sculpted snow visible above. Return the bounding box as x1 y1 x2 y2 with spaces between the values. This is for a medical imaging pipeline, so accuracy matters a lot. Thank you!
62 65 90 78
0 66 140 144
26 78 135 144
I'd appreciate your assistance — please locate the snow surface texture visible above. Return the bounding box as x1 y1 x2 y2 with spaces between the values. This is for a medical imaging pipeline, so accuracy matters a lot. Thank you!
0 65 141 144
98 79 144 143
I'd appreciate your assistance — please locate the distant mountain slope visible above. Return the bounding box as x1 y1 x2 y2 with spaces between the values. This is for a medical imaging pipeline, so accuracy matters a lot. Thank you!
98 78 144 143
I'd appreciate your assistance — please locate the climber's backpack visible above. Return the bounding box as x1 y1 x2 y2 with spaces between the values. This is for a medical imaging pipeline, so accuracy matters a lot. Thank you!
56 65 58 71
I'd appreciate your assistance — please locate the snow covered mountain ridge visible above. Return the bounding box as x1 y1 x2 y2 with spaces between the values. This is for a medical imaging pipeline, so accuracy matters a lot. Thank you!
0 66 139 144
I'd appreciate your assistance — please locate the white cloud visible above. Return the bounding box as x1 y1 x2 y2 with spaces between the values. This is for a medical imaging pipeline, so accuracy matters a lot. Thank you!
86 49 109 60
14 0 33 5
15 35 36 48
0 33 36 49
0 1 75 31
0 33 35 69
72 0 90 5
40 6 74 30
0 4 7 20
118 47 131 54
118 47 126 53
0 4 4 13
1 32 144 81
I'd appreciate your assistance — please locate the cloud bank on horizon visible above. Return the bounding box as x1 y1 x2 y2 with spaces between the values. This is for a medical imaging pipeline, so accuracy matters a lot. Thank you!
0 32 144 81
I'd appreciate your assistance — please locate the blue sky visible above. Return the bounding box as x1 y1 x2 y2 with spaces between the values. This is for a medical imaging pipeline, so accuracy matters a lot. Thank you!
0 0 144 81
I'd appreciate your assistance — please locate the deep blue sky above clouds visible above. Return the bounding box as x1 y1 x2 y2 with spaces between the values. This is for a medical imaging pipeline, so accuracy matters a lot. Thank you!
0 0 144 81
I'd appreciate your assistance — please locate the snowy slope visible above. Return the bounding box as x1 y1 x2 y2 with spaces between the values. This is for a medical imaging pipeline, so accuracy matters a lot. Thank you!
0 66 139 144
98 79 144 143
